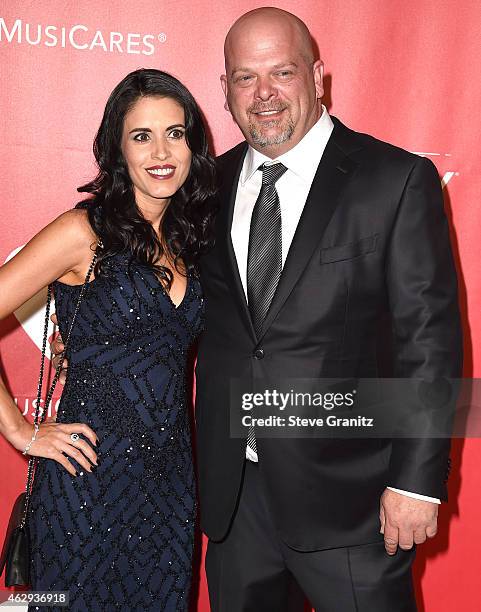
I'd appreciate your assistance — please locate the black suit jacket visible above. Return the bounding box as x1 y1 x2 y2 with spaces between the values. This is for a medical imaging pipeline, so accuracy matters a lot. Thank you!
195 116 463 550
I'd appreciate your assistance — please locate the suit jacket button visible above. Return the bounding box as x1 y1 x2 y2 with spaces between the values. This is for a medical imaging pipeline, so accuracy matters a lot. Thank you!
254 348 265 360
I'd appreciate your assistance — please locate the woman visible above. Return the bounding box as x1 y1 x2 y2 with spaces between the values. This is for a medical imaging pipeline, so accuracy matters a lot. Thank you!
0 68 216 610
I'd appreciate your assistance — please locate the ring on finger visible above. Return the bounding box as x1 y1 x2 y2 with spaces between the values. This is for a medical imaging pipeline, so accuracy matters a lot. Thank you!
70 433 80 443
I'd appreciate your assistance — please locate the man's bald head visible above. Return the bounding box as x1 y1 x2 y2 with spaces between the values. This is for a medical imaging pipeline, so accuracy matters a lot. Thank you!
224 7 315 71
221 7 323 157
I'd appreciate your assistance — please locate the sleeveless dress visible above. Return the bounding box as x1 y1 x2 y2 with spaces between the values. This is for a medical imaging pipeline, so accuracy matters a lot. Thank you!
27 253 203 611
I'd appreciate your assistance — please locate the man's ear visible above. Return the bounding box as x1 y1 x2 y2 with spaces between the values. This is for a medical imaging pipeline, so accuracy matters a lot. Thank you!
220 74 230 112
313 60 324 100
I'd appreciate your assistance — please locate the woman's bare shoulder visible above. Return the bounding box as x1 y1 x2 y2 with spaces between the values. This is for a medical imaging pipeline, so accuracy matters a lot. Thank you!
51 209 98 247
0 208 99 318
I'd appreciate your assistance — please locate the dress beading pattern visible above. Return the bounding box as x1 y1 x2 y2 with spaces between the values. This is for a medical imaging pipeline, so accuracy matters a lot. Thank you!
27 253 203 611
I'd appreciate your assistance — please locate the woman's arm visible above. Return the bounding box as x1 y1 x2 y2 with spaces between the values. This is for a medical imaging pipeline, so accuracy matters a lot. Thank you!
0 209 96 319
0 209 98 474
0 375 30 449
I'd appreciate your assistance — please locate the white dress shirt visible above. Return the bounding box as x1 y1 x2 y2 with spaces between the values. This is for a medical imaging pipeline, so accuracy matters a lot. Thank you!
230 106 440 504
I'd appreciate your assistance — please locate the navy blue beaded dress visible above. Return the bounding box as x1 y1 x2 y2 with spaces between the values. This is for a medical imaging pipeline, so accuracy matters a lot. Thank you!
27 253 203 611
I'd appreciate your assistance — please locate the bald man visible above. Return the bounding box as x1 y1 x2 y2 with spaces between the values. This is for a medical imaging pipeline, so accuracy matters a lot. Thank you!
194 7 462 612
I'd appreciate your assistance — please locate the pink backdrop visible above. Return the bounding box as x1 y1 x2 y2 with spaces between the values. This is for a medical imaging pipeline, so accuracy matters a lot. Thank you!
1 1 480 610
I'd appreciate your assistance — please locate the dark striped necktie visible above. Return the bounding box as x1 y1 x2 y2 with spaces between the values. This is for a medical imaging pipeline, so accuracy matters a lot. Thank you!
246 161 287 455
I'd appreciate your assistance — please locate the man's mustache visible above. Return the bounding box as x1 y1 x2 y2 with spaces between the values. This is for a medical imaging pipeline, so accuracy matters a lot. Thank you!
248 103 289 114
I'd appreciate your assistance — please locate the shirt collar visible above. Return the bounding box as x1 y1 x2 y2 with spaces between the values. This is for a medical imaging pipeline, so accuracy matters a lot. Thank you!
240 105 334 185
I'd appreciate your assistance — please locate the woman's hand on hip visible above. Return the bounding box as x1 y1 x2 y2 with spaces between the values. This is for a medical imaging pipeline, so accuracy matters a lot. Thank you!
16 421 98 476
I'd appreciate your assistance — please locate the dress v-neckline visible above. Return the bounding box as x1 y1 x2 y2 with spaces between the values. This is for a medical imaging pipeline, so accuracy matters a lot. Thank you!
157 272 190 310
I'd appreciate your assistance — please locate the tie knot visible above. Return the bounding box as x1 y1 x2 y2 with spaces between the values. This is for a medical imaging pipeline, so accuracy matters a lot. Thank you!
260 162 287 186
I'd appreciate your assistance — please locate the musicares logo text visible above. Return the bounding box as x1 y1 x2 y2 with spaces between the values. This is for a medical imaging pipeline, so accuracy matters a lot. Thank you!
0 17 166 55
14 397 60 419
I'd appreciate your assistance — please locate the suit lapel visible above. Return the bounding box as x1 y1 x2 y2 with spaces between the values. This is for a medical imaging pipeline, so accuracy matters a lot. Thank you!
216 143 257 341
258 121 361 341
216 118 363 345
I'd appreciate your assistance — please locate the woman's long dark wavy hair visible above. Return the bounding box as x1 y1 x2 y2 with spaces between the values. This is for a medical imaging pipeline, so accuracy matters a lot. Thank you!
76 68 217 288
